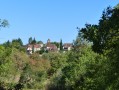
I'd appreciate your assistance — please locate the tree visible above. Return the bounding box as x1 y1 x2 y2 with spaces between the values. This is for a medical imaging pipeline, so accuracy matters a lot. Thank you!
50 46 105 90
100 6 119 89
31 37 36 44
12 39 21 48
18 38 23 46
78 6 114 53
76 4 119 89
114 3 119 9
60 39 63 50
28 37 32 44
51 42 60 48
11 38 25 52
0 19 9 28
37 40 43 44
0 46 17 89
3 40 11 48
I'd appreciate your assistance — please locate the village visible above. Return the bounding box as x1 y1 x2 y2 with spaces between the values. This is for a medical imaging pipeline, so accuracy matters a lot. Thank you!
26 39 73 54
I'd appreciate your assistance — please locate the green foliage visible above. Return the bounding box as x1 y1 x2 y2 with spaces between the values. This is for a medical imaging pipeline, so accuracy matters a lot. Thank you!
48 5 119 89
0 47 17 89
51 42 60 48
42 52 67 75
12 38 23 47
79 6 119 54
37 40 43 44
30 53 41 60
28 37 38 44
31 37 36 44
0 19 9 28
3 38 25 52
100 40 119 89
39 47 45 54
73 4 119 90
58 47 105 90
78 7 114 53
114 3 119 9
0 46 51 89
60 39 63 50
28 37 32 44
3 40 11 48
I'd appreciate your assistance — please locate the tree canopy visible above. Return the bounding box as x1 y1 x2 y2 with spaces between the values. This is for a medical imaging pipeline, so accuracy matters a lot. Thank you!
0 19 9 28
78 6 119 54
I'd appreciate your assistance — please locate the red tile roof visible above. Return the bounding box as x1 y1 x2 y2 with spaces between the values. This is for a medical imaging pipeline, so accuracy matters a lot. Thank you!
46 43 57 50
27 44 41 48
63 43 73 48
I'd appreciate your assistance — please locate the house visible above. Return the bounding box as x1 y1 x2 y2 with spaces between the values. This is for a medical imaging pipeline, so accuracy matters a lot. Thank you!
45 39 58 51
27 44 33 54
33 44 42 52
63 43 73 51
27 44 43 54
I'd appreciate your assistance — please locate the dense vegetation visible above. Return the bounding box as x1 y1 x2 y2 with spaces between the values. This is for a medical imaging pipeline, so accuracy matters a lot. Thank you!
0 4 119 90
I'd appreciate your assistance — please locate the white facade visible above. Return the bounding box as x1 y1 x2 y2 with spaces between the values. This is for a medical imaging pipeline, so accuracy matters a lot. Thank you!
27 44 43 54
34 47 41 52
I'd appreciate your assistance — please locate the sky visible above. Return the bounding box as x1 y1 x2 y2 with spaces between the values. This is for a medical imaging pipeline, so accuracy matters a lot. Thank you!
0 0 119 44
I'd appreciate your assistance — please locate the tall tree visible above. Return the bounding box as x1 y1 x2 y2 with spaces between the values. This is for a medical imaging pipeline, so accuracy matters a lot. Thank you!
60 39 63 50
78 6 113 53
31 37 36 44
28 37 32 44
11 38 25 52
76 5 119 89
51 42 60 48
3 40 11 48
18 38 23 46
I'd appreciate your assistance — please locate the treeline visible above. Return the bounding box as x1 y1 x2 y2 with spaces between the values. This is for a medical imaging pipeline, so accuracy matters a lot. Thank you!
0 4 119 90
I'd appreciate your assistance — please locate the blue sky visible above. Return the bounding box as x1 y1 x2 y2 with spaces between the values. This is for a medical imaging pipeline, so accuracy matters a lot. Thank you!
0 0 118 44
